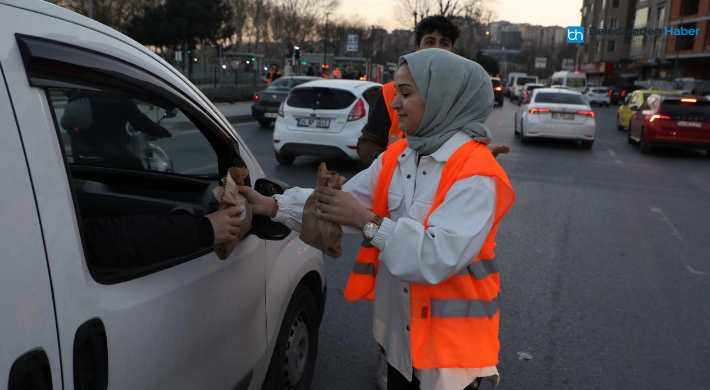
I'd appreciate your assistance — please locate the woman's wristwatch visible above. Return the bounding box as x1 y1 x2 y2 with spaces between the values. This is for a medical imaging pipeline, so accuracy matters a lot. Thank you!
362 215 384 240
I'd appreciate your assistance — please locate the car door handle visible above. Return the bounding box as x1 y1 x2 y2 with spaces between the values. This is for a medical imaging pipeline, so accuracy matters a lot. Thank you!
73 319 108 390
9 350 53 390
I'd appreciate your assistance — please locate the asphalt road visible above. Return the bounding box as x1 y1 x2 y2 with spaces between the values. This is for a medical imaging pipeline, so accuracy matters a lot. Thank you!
224 101 710 389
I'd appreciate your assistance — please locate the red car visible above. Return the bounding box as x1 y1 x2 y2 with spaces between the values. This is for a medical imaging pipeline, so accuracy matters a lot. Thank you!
628 94 710 155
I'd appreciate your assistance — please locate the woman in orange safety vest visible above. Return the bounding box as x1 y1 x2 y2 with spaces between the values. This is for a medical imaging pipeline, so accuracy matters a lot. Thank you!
239 49 514 390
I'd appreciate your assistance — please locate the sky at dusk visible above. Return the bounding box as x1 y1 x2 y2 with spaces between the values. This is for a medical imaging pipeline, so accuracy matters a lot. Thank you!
334 0 583 31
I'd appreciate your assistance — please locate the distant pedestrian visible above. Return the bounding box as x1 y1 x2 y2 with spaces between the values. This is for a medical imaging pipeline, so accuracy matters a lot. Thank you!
343 66 357 80
266 63 282 86
332 65 342 79
306 63 315 76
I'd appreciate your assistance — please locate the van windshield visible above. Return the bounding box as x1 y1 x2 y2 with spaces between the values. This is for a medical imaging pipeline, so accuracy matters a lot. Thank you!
566 78 585 88
517 77 536 85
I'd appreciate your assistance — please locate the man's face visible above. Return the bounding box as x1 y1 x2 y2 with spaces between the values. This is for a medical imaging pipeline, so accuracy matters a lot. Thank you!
416 31 453 51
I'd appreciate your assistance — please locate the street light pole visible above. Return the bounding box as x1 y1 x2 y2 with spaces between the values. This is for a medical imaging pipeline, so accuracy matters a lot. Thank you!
672 0 684 88
324 12 331 71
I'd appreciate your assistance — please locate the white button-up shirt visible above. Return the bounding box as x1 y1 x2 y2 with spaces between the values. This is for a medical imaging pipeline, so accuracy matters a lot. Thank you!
273 131 500 390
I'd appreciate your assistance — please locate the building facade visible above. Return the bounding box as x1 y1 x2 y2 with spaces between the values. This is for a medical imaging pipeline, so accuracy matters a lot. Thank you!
665 0 710 85
580 0 638 84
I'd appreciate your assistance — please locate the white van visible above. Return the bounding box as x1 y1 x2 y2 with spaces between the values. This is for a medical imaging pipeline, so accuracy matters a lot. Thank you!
550 71 587 93
504 72 527 97
509 75 539 101
1 1 326 389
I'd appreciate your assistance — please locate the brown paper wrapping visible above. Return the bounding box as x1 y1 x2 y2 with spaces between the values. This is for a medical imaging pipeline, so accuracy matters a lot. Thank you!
299 163 346 258
212 167 253 260
489 144 510 157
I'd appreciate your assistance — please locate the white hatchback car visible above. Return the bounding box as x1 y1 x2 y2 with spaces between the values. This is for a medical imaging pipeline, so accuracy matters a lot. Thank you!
273 79 382 164
515 88 596 148
1 1 326 389
584 87 611 106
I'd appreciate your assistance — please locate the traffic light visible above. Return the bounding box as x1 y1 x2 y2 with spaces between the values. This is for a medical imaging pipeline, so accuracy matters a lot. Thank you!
301 61 307 65
294 46 301 61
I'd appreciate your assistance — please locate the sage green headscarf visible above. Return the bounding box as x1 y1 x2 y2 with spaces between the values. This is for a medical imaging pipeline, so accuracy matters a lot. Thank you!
397 49 494 155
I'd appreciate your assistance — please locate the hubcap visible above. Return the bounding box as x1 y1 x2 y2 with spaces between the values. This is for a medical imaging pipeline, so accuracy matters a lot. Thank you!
283 310 309 388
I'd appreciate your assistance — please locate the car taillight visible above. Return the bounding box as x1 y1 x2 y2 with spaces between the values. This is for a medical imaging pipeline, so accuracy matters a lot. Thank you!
494 86 502 91
681 98 697 103
253 93 259 101
621 90 627 97
649 114 670 122
278 101 284 117
348 99 366 121
529 108 550 114
577 110 595 118
608 89 613 96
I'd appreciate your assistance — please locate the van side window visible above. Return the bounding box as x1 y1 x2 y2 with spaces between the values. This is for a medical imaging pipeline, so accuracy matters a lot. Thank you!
52 88 218 177
47 87 225 281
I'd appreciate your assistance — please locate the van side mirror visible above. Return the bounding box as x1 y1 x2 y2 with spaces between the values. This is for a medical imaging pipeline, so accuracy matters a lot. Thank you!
251 178 292 240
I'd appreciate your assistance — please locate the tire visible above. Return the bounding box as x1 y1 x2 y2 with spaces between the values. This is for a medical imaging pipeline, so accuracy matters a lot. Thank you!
616 115 624 131
258 119 273 128
498 99 504 107
519 122 529 144
581 140 594 149
262 286 319 390
639 128 653 154
274 151 295 165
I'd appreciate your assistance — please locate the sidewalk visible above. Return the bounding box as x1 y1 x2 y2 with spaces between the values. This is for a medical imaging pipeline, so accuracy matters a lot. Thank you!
213 101 253 123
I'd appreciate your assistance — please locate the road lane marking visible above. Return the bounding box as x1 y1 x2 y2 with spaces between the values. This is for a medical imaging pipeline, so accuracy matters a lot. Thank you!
650 207 705 275
607 148 616 156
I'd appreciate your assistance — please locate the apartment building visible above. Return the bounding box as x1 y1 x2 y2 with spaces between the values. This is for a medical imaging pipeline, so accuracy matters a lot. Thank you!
580 0 638 84
665 0 710 81
629 0 672 81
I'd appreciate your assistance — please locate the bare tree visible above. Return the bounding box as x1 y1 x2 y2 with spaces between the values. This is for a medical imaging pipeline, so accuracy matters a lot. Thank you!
393 0 433 30
48 0 162 32
268 0 339 60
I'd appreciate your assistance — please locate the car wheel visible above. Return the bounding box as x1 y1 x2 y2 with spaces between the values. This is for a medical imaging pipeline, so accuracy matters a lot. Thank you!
519 122 529 144
498 99 504 107
616 115 624 131
275 151 295 165
639 128 653 154
581 140 594 149
258 119 273 128
262 285 319 390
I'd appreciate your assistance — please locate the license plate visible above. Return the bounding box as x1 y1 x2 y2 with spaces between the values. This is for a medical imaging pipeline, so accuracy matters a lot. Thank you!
552 113 575 120
264 112 278 118
677 121 702 128
297 118 330 128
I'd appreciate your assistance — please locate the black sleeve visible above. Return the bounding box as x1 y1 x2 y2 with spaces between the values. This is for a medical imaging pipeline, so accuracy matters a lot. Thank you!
82 215 214 268
356 91 392 166
362 91 392 138
124 101 172 138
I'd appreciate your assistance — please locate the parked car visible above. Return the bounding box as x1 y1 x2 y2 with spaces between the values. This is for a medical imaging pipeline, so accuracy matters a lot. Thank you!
616 89 679 130
491 77 504 106
609 85 643 105
584 87 611 106
518 83 546 106
0 1 326 389
273 79 382 164
628 94 710 155
252 76 320 128
514 88 596 148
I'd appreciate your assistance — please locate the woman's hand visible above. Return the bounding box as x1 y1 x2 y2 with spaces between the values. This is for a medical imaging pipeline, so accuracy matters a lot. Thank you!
312 186 374 230
237 185 275 216
206 206 242 245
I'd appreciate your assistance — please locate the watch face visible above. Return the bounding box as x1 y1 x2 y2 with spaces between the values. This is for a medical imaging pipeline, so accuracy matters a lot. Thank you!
363 222 378 239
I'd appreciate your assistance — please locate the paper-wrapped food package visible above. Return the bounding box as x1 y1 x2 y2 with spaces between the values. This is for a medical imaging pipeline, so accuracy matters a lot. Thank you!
300 163 346 258
212 167 253 260
489 144 510 157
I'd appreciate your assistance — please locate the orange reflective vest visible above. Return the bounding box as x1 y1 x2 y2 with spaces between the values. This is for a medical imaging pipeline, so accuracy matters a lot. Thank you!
381 82 404 139
343 138 515 368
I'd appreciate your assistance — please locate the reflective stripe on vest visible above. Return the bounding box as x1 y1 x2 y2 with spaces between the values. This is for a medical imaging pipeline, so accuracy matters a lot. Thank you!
343 138 515 369
380 82 403 139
